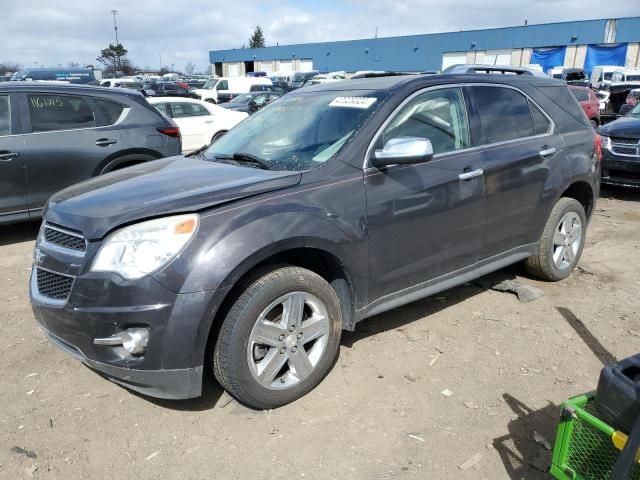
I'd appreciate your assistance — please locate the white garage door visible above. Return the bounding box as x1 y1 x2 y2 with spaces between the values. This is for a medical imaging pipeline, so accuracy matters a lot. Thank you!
299 59 314 72
442 52 467 70
257 61 274 75
278 60 293 74
484 49 512 66
226 63 240 77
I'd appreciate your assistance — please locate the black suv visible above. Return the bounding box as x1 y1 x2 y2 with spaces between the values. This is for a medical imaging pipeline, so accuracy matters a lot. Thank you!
0 83 181 224
30 74 600 409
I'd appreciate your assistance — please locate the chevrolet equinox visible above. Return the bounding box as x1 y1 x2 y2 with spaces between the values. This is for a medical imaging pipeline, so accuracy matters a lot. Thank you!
30 74 601 409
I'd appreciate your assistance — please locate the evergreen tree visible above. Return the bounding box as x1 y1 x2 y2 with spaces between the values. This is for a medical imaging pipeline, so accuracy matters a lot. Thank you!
248 26 266 48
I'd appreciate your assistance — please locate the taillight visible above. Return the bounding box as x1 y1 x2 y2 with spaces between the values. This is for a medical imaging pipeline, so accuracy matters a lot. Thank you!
157 127 181 138
594 133 602 162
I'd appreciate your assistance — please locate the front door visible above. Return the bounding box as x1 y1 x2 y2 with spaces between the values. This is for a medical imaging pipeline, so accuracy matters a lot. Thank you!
0 93 28 220
365 86 486 301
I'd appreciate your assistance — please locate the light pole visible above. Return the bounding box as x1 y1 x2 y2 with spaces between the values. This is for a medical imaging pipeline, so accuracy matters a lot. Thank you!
110 9 119 74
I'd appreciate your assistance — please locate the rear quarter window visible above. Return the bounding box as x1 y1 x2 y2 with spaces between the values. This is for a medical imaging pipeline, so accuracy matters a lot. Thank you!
570 89 590 102
536 86 590 128
95 99 125 124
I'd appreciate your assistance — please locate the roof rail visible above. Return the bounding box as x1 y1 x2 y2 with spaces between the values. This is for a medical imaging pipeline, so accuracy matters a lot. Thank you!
442 64 547 77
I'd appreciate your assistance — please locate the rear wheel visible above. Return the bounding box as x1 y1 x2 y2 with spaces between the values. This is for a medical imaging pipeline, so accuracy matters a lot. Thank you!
525 198 586 281
213 266 342 409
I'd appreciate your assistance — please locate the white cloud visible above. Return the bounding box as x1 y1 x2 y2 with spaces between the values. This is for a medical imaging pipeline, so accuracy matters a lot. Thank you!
0 0 636 72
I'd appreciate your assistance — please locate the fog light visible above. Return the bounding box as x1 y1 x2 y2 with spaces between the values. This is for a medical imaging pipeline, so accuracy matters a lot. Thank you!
121 328 149 355
94 328 149 355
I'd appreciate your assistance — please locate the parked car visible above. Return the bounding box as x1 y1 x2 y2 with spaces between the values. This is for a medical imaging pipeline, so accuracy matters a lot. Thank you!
598 98 640 188
590 66 625 90
0 83 181 224
147 97 247 153
290 70 319 89
569 86 600 128
29 74 600 409
247 71 267 77
10 67 97 85
218 92 281 114
548 67 590 86
147 82 198 99
194 77 272 104
186 79 207 89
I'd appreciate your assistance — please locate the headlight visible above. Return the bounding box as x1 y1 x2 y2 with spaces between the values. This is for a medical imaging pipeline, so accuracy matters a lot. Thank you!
91 214 199 279
603 136 611 150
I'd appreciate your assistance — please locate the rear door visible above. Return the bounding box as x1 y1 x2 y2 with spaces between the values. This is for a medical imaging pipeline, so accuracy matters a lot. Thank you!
465 84 563 259
19 91 122 213
0 92 28 220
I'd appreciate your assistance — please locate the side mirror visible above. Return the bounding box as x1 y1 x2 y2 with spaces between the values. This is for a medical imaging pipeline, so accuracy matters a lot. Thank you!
372 137 434 168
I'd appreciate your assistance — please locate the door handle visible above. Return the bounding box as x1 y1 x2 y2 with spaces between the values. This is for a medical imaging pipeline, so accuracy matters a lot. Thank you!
458 168 484 181
203 120 214 124
95 138 117 147
539 147 557 157
0 152 19 162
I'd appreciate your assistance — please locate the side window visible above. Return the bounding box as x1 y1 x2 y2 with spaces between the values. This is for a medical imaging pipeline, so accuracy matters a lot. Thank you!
252 94 268 106
163 84 176 91
381 87 470 155
0 95 10 136
216 80 229 90
153 103 170 116
472 86 533 144
193 104 211 116
529 101 551 135
94 99 125 125
28 94 96 133
170 103 209 118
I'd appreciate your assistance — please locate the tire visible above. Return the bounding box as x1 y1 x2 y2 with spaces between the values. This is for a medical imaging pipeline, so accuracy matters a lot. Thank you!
525 198 587 281
213 266 342 409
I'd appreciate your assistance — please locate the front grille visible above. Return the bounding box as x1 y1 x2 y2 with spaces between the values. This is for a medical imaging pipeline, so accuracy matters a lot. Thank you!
612 146 639 156
43 225 86 252
36 268 74 300
610 137 639 145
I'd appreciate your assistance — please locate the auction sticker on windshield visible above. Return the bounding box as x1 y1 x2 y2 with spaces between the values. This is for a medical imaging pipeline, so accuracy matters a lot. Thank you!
329 97 377 109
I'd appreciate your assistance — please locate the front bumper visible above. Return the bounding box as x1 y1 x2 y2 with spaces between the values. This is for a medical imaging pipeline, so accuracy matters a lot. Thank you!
30 258 219 399
602 149 640 188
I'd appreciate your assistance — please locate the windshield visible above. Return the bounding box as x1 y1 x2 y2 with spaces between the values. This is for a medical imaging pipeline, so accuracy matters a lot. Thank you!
230 94 254 104
202 79 218 90
202 90 386 171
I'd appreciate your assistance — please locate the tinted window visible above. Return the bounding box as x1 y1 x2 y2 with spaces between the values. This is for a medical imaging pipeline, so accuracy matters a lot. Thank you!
473 86 533 144
153 103 170 116
163 84 176 91
537 86 591 127
604 72 614 80
570 89 589 102
0 95 10 135
382 87 470 155
529 101 551 135
170 102 210 118
566 71 587 81
95 99 125 124
216 80 229 90
28 94 96 132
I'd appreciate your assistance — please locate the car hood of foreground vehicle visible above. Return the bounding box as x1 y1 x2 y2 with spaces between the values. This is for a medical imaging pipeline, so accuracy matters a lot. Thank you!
45 156 302 240
599 116 640 138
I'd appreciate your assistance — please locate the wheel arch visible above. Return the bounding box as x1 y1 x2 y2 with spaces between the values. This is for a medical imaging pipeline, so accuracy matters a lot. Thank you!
94 148 164 175
559 180 595 220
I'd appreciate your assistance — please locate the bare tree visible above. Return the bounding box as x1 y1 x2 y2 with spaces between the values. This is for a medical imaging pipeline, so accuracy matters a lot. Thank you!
184 62 196 76
0 62 21 75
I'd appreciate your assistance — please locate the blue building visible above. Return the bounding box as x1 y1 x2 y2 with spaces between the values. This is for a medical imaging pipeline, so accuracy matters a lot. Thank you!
209 17 640 77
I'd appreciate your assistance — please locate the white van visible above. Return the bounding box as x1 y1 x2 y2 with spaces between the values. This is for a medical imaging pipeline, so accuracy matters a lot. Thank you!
591 66 625 89
194 77 272 103
611 68 640 84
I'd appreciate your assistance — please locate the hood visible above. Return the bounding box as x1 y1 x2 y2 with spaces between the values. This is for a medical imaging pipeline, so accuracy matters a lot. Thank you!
45 157 302 239
599 115 640 138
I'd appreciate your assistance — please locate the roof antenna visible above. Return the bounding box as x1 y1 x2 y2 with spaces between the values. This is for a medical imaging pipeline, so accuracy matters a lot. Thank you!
524 19 528 26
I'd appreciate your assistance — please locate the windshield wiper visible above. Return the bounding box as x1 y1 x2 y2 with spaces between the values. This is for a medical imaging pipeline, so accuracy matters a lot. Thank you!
215 152 271 170
186 144 209 158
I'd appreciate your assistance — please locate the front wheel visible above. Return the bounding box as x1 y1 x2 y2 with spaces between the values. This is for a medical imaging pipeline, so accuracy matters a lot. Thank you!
213 267 342 409
525 198 587 281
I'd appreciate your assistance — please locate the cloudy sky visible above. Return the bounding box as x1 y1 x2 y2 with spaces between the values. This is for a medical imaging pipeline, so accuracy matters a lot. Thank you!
0 0 636 72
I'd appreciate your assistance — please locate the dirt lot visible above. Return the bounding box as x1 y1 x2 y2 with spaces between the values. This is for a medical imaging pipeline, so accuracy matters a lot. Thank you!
1 187 639 480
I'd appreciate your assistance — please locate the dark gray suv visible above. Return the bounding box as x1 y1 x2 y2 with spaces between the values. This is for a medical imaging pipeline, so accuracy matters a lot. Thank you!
30 74 600 409
0 83 181 224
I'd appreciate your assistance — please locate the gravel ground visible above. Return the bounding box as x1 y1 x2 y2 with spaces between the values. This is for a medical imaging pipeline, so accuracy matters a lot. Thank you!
1 187 639 480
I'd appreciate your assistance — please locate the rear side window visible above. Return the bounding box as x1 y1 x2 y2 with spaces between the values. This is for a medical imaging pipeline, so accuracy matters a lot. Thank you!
382 87 470 155
472 86 533 144
28 94 96 132
170 102 210 118
0 95 10 135
95 99 125 124
529 101 552 135
570 89 589 102
537 86 590 127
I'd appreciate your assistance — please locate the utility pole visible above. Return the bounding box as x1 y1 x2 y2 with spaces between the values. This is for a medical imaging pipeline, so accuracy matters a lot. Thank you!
111 9 119 74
